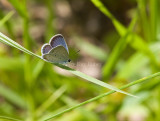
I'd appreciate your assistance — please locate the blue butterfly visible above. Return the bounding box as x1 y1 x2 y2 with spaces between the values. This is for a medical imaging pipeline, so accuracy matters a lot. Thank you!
41 34 71 64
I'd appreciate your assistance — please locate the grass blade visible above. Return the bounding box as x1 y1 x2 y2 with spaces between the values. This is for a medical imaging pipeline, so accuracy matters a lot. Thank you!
0 32 41 59
8 0 28 19
0 32 137 98
0 11 15 27
36 86 66 117
150 0 158 42
0 116 22 121
91 0 126 35
0 85 26 108
91 0 159 70
43 71 160 120
54 63 137 98
102 14 137 79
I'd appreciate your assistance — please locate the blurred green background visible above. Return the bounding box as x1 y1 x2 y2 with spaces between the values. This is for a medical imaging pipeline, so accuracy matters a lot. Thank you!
0 0 160 121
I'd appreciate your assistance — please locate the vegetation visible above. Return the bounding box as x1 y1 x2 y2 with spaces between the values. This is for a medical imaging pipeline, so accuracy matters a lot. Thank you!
0 0 160 121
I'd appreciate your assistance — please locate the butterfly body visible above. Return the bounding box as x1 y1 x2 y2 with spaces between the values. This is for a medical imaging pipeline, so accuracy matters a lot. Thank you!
41 34 70 64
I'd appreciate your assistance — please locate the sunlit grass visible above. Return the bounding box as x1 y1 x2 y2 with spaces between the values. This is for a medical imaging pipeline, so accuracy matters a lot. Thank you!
0 0 160 121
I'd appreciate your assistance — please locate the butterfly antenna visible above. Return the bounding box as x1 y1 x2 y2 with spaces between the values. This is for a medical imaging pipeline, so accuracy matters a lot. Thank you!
74 50 80 55
77 50 80 53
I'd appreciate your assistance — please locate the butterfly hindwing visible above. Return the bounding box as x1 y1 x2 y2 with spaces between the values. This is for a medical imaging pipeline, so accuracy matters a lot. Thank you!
41 44 52 54
49 34 69 54
42 45 69 63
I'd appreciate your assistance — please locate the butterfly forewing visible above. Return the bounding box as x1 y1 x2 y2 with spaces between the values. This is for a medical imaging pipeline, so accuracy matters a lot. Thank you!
42 46 69 63
49 34 69 53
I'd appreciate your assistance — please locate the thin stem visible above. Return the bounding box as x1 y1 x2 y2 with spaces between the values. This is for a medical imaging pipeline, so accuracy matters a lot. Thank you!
44 72 160 120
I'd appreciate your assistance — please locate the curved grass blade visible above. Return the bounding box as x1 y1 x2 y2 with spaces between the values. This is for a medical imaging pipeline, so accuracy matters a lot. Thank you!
0 32 137 98
0 32 41 59
52 64 137 98
43 71 160 120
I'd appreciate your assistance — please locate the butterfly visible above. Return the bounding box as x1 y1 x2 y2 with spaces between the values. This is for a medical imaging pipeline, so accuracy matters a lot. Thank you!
41 34 71 64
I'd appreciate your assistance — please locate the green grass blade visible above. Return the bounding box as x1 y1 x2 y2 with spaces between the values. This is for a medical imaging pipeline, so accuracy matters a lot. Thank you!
0 11 14 27
0 32 41 59
36 86 66 117
0 85 26 108
102 33 129 79
0 11 15 40
54 63 137 98
116 42 160 79
102 15 137 79
150 0 158 42
91 0 126 36
157 0 160 40
116 52 147 79
8 0 28 19
32 60 45 80
0 116 22 121
137 0 151 42
0 57 23 71
0 32 137 98
91 0 159 69
43 72 160 120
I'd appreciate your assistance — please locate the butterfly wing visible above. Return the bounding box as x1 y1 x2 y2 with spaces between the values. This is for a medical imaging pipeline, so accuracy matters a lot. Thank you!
49 34 69 54
41 44 52 54
42 45 69 63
